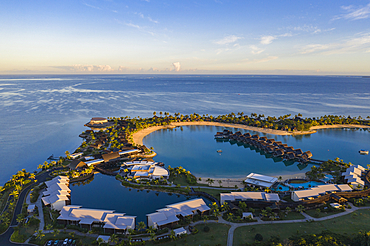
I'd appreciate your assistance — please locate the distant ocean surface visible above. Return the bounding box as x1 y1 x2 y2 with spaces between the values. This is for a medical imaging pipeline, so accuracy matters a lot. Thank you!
1 74 370 184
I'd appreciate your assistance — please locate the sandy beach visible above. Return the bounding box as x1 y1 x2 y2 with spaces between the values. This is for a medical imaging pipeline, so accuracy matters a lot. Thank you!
132 121 370 146
196 172 307 189
132 121 291 146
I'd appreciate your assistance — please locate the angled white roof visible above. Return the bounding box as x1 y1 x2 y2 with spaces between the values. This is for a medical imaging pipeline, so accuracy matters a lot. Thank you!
85 159 104 166
103 214 136 230
293 184 353 200
246 173 278 183
119 149 139 155
152 167 169 176
173 227 187 235
42 194 69 205
43 189 70 197
264 193 280 201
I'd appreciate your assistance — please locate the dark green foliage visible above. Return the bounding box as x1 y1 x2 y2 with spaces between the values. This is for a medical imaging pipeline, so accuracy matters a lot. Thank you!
203 225 210 232
255 233 263 241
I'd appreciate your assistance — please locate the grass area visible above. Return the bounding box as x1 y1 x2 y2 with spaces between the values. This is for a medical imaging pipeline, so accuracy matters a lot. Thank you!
11 223 39 243
233 208 370 245
305 208 345 218
29 232 97 246
281 212 305 220
0 189 11 213
196 187 235 200
145 223 230 246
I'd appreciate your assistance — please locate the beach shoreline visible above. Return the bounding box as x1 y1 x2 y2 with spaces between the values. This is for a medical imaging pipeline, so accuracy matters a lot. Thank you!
132 121 370 146
195 172 307 188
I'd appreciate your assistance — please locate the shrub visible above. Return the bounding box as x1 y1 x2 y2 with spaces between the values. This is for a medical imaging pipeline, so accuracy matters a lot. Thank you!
255 233 263 241
203 225 210 232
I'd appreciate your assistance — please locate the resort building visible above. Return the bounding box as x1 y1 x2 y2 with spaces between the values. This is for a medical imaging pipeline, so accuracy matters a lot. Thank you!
88 117 108 125
121 161 169 180
244 173 278 188
220 192 280 204
291 184 352 202
342 165 366 187
69 152 83 159
146 199 210 229
42 176 71 211
68 159 87 170
57 205 136 234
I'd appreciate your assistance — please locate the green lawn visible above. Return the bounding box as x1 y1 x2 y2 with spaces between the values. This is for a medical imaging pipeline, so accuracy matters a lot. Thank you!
305 208 344 218
281 212 305 220
145 223 230 246
233 208 370 245
0 189 11 213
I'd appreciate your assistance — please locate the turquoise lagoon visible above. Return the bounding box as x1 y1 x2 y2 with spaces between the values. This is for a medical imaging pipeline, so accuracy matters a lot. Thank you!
70 174 210 223
143 126 370 178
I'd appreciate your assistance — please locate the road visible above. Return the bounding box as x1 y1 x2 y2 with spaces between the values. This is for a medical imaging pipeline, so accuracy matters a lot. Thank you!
0 168 61 246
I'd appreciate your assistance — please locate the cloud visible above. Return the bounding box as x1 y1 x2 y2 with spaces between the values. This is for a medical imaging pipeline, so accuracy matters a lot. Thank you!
82 2 102 10
250 45 265 55
300 44 330 54
115 19 155 35
300 33 370 54
59 65 114 72
215 35 242 45
172 62 181 72
333 3 370 20
260 36 276 45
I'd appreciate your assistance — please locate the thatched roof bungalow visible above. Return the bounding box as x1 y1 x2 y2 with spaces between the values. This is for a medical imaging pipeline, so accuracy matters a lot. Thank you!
284 152 296 160
302 151 313 159
273 149 284 157
294 149 304 156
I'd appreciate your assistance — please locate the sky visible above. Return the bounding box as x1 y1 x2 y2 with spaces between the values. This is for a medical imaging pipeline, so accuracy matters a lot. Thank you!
1 0 370 75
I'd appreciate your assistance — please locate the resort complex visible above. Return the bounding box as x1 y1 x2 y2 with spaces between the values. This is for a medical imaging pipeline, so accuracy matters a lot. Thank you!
147 199 210 229
57 205 136 234
41 176 71 211
1 113 370 246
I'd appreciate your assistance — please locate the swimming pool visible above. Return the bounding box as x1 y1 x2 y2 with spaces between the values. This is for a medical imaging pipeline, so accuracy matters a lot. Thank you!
274 180 325 192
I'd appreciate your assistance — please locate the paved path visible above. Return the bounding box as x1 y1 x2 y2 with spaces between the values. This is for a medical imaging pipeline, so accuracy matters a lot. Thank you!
36 192 45 231
0 168 62 246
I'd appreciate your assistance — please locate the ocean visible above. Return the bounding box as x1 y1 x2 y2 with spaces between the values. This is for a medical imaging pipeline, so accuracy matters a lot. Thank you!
1 74 370 184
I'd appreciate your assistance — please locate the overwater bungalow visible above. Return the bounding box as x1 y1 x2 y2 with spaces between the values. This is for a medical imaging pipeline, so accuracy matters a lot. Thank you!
251 134 259 140
266 139 276 144
273 141 282 147
284 152 296 160
294 149 304 156
243 133 251 138
265 146 276 153
301 151 313 159
273 149 284 157
278 143 288 149
284 146 295 152
259 136 268 142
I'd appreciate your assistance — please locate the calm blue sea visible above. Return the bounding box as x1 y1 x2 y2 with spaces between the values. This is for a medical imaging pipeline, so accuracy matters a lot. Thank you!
1 74 370 184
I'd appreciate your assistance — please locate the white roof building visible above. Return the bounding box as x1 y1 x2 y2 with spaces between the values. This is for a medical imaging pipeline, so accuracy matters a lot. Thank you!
173 227 187 236
342 165 365 187
57 205 136 233
147 199 210 229
244 173 278 188
122 162 169 180
69 152 83 159
291 184 352 201
42 176 70 211
85 159 104 166
220 192 280 204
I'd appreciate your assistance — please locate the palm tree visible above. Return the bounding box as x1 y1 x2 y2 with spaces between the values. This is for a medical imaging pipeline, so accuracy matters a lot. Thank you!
69 231 75 238
238 201 247 211
16 214 23 224
150 233 156 241
261 210 268 218
170 230 176 241
109 234 118 244
35 230 45 240
53 229 60 237
218 180 222 187
226 213 234 221
137 221 146 231
285 207 291 215
46 224 53 231
146 226 155 234
295 205 305 213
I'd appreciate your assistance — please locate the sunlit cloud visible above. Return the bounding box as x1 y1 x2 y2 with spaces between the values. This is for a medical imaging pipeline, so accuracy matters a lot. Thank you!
300 33 370 54
260 36 276 45
332 3 370 20
172 62 181 72
57 65 114 72
250 45 265 54
215 35 242 45
82 2 102 10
